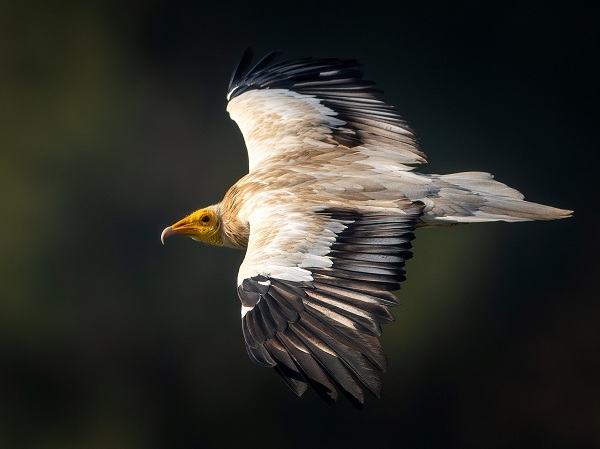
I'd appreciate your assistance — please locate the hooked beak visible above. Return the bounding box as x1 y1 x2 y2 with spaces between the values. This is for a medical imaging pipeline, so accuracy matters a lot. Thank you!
160 216 198 244
160 226 176 244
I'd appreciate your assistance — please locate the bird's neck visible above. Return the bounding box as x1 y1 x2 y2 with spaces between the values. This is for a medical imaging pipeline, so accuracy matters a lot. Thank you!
215 196 250 250
221 218 249 249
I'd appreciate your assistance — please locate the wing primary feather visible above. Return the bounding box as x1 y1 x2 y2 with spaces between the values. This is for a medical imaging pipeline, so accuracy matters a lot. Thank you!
245 309 268 344
261 294 291 331
273 364 307 397
241 316 260 349
265 339 308 396
297 317 383 399
301 310 388 372
265 339 301 373
264 291 300 321
289 322 365 406
255 299 280 338
228 49 282 99
244 341 276 367
246 50 281 75
228 48 254 94
277 331 339 404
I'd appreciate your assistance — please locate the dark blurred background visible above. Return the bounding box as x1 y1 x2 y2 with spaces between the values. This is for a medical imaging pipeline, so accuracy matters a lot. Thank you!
1 0 598 448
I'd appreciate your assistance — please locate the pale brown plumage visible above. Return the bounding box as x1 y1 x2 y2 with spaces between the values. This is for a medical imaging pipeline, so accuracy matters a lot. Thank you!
161 50 572 407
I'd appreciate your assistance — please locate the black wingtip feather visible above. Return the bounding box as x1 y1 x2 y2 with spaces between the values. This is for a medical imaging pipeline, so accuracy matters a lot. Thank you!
228 48 253 92
290 322 365 405
227 50 367 102
277 331 339 404
296 317 383 400
273 364 307 397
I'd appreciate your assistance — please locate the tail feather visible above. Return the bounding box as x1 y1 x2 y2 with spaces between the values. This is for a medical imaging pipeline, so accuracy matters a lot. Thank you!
420 172 572 224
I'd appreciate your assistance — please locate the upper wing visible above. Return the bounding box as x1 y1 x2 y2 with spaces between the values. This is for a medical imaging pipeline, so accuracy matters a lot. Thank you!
226 49 426 173
236 201 424 407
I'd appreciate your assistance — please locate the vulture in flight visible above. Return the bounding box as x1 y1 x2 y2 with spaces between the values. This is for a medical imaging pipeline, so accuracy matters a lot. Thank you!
161 49 571 407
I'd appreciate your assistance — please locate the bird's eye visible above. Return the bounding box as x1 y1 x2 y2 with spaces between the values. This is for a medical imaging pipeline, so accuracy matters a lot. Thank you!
201 215 211 223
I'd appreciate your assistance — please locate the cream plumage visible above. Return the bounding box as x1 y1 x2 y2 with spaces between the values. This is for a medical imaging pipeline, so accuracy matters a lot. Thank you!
161 50 572 407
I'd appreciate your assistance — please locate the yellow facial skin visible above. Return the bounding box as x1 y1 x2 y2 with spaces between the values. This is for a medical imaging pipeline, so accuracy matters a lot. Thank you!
161 208 223 246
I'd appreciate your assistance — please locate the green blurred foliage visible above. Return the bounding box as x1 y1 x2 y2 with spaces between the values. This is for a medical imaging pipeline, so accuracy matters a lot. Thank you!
1 1 597 448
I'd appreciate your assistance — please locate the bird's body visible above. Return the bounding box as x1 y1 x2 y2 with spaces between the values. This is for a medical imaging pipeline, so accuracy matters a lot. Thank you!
161 50 571 407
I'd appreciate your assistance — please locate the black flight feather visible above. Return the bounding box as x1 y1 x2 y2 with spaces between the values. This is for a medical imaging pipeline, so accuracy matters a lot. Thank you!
237 206 424 406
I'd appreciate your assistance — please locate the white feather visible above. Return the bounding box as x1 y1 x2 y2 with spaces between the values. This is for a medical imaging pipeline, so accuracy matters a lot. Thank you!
227 89 344 171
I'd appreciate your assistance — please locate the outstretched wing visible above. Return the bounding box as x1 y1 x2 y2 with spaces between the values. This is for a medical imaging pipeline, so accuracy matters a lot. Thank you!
236 201 424 407
226 49 426 173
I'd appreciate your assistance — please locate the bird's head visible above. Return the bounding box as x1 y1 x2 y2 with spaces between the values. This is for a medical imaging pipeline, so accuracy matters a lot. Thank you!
161 207 223 246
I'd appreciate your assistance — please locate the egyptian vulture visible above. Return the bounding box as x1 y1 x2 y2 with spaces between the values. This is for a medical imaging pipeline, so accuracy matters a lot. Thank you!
161 49 571 407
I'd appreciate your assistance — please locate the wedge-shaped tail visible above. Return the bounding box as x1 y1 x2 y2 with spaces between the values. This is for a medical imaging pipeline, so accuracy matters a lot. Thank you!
420 172 572 224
